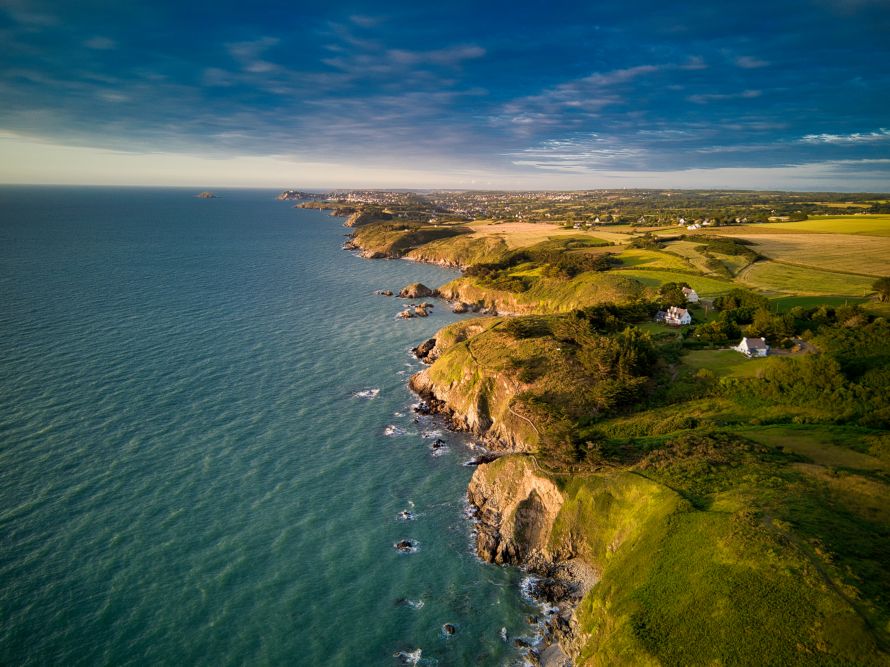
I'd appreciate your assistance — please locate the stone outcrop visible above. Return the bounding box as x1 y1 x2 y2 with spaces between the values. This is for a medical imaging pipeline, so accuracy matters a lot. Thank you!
467 457 566 566
398 283 436 299
411 338 437 363
345 210 392 227
467 457 596 664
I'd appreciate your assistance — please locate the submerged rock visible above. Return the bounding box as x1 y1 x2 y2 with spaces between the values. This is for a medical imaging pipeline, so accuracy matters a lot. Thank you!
394 539 417 553
442 623 457 636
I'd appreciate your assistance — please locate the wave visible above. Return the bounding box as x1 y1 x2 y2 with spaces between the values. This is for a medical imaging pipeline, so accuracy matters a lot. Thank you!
352 388 380 399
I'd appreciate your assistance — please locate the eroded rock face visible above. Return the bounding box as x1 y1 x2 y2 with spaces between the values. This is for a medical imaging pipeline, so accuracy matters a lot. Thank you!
467 458 565 566
412 338 437 363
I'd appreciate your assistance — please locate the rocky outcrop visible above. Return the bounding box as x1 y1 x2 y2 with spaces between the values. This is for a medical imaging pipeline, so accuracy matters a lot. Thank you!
467 457 566 566
345 210 392 227
398 283 436 299
195 191 217 198
467 457 596 664
412 338 437 363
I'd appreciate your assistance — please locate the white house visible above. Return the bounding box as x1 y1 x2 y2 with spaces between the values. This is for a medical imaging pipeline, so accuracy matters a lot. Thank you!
735 337 769 357
664 306 692 326
682 286 700 303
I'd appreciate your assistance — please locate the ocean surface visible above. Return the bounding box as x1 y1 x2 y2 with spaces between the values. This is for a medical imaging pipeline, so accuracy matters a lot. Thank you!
0 187 536 666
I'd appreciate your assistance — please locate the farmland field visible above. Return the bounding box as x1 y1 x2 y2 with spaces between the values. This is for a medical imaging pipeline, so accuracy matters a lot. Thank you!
720 214 890 236
466 221 619 248
738 260 875 296
724 233 890 276
614 248 690 271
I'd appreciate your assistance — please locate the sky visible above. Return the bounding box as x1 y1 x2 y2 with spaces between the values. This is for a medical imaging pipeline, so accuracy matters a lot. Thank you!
1 0 889 190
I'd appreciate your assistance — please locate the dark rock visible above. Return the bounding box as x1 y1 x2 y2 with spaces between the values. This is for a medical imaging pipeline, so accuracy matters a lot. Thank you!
397 309 414 319
464 453 499 466
513 638 531 649
431 439 446 449
451 302 469 314
394 540 416 553
414 305 430 317
378 290 394 296
442 623 457 636
412 338 437 362
527 615 540 625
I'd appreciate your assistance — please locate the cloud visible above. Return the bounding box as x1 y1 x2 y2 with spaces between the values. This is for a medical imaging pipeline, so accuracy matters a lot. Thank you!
508 134 649 172
226 37 280 74
800 128 890 143
735 55 770 68
386 45 485 66
84 36 117 50
688 89 762 104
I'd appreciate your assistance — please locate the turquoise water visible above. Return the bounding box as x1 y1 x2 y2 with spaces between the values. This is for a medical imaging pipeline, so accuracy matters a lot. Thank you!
0 188 534 665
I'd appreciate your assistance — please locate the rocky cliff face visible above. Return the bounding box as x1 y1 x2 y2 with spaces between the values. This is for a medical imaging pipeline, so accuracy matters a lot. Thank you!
467 457 566 566
467 457 597 664
409 366 537 452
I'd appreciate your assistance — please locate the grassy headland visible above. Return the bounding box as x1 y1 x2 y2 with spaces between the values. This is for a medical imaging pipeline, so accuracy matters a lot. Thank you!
301 189 890 665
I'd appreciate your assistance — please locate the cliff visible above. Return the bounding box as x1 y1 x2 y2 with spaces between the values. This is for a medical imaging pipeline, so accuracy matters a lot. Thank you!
437 272 646 315
408 317 567 452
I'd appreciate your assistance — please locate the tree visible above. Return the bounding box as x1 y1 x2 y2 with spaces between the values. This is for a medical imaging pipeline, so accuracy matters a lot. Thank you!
873 276 890 302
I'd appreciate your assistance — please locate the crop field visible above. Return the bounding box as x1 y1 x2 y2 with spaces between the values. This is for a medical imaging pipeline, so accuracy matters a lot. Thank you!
723 214 890 236
738 260 876 296
612 267 734 296
466 221 616 248
724 233 890 276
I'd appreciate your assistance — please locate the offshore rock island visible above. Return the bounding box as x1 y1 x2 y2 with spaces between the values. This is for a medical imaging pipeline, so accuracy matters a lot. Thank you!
285 188 890 665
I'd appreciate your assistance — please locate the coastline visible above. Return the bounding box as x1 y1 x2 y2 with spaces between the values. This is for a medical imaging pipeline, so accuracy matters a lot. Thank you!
329 202 588 665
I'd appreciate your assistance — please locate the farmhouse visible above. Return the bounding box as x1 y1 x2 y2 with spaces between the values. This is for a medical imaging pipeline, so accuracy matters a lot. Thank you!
682 286 699 303
734 337 769 357
664 306 691 326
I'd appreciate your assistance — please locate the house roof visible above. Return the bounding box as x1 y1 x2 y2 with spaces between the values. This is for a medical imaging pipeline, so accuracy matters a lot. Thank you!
667 306 688 316
741 337 768 349
682 286 697 294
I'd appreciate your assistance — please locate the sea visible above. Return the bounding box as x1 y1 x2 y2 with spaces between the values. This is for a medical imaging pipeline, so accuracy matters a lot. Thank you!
0 187 537 666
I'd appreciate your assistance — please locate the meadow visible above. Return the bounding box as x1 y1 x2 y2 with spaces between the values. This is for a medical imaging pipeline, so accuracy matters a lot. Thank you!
727 233 890 276
738 260 876 296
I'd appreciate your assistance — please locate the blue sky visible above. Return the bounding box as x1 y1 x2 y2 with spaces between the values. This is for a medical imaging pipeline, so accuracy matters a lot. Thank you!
1 0 889 189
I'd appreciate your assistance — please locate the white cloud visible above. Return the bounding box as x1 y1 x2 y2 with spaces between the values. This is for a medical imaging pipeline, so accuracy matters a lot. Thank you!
688 89 761 104
800 128 890 144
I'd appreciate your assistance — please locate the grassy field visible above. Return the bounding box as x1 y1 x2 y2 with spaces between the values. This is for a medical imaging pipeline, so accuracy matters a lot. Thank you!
738 260 876 296
722 214 890 237
466 221 617 248
681 349 771 378
737 425 886 470
726 233 890 276
662 240 729 275
614 248 690 271
612 267 734 296
769 295 867 311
